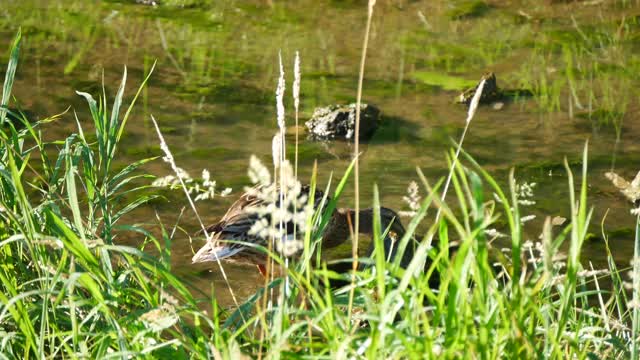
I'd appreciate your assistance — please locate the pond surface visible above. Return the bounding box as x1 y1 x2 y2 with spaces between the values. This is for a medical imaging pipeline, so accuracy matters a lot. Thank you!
2 0 640 305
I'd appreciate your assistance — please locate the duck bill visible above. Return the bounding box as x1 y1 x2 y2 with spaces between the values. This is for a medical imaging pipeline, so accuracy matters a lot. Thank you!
191 241 241 264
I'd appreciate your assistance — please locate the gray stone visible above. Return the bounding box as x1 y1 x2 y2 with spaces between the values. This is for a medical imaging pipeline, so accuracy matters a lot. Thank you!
305 103 380 141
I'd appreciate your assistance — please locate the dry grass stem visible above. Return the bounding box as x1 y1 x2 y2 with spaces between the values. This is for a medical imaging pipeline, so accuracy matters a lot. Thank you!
348 0 376 322
435 78 486 223
150 114 243 317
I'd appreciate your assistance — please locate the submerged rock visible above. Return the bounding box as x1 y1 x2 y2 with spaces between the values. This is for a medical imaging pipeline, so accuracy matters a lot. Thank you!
305 103 380 141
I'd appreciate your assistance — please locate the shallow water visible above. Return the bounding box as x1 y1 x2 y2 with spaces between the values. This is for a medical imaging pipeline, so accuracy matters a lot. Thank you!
2 0 640 305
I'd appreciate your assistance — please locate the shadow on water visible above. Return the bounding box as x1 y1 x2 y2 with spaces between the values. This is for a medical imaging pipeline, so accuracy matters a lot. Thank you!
369 114 424 144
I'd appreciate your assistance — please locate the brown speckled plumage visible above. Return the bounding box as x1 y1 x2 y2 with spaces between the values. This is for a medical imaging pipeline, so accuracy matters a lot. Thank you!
191 186 408 272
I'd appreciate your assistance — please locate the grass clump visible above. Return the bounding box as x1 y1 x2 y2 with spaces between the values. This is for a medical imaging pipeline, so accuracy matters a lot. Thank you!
1 24 640 360
0 31 226 358
515 12 637 136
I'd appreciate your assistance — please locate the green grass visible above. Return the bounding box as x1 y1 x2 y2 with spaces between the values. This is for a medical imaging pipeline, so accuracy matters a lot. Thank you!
516 12 638 132
1 25 640 360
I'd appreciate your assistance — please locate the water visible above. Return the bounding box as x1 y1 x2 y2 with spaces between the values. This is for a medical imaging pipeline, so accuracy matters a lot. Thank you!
2 0 640 305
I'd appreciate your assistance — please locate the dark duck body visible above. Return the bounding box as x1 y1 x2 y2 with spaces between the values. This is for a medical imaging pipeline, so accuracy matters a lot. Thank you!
191 185 416 277
191 185 326 268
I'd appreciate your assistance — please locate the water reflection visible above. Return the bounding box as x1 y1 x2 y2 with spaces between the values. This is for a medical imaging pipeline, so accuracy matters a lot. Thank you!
2 0 640 306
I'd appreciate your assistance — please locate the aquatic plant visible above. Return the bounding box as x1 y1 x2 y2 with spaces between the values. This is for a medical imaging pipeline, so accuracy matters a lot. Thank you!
516 12 636 137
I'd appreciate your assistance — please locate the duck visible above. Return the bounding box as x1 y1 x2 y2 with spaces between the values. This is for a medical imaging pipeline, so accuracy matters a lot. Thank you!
191 185 411 276
191 185 324 274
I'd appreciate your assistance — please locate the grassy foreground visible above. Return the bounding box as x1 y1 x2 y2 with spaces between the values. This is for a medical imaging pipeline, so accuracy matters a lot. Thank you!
1 28 639 360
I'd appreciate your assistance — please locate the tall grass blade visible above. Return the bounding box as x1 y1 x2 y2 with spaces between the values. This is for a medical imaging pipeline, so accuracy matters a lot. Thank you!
1 29 20 126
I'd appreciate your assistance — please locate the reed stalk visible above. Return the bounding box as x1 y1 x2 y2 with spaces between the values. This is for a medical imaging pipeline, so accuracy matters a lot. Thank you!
348 0 376 323
150 115 243 319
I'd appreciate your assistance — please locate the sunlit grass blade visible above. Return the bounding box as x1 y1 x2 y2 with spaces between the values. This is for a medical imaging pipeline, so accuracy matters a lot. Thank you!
371 185 386 299
315 156 356 235
392 169 442 271
1 28 20 126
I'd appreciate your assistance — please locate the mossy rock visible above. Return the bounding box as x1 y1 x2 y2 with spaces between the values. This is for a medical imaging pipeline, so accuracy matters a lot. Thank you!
305 103 380 141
